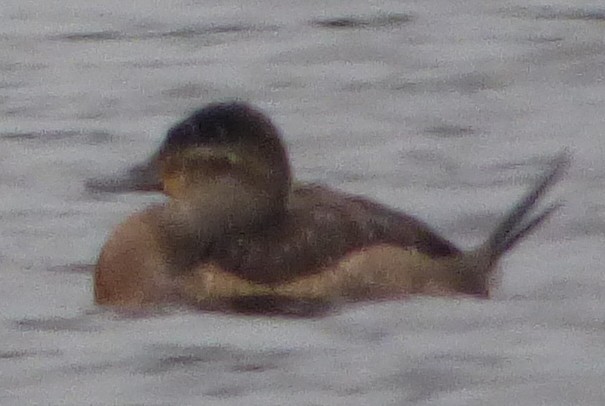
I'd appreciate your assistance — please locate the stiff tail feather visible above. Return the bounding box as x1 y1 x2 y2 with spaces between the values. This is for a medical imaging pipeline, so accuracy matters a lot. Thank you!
483 153 567 263
461 152 569 292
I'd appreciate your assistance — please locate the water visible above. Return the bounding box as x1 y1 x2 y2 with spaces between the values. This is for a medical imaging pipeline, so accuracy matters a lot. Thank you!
1 0 605 404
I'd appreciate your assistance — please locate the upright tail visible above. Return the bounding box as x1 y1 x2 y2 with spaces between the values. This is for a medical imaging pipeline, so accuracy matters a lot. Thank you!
449 152 568 296
480 152 568 267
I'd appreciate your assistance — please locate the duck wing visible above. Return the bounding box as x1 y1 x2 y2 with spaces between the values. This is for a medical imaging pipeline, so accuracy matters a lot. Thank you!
208 183 460 285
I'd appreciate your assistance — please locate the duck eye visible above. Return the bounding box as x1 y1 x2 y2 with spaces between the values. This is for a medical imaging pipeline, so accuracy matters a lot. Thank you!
226 152 240 164
214 124 227 142
194 120 227 144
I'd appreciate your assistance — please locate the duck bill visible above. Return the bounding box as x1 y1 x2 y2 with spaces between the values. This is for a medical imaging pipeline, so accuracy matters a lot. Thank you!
85 154 163 194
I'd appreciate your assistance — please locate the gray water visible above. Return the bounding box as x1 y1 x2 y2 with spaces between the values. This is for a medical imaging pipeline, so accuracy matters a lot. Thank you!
1 0 605 404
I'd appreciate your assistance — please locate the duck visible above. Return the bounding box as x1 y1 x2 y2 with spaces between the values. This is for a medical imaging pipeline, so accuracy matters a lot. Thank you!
93 101 566 315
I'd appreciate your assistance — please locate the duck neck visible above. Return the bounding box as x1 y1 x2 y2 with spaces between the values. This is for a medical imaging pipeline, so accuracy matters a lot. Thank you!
157 173 290 273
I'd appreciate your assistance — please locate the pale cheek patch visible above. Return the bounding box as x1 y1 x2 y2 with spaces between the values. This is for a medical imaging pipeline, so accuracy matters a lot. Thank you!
162 172 187 198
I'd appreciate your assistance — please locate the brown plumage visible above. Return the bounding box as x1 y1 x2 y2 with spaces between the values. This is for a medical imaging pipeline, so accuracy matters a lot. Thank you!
94 102 566 314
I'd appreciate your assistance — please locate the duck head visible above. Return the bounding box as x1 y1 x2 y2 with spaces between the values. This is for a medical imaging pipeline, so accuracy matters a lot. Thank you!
159 102 291 206
86 102 292 212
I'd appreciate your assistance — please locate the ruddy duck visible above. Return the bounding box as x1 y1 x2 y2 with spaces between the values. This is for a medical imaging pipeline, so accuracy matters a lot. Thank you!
94 102 566 314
